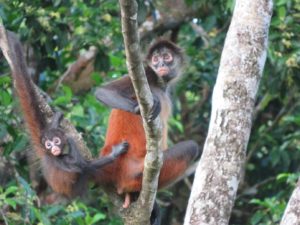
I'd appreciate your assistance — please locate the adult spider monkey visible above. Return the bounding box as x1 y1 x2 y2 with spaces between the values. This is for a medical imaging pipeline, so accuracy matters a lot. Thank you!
94 39 199 210
0 30 128 198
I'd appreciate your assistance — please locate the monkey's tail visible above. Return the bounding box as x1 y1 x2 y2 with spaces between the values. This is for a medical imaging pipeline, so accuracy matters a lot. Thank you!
0 29 46 157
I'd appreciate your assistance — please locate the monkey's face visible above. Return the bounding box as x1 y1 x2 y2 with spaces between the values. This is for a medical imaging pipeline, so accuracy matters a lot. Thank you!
41 129 66 156
150 47 180 82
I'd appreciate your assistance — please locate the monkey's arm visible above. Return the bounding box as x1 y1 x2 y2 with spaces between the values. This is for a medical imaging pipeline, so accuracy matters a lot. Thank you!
95 76 137 112
53 138 89 173
91 141 129 169
95 76 161 120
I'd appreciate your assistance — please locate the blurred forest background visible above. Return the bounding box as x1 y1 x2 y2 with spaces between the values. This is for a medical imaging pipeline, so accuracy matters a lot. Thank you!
0 0 299 224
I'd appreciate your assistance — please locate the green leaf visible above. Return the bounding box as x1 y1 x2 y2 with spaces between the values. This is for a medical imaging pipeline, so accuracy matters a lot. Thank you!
91 72 102 85
45 205 65 217
4 186 18 195
66 210 85 220
17 176 35 196
109 53 124 68
276 0 287 6
70 104 84 117
250 212 264 225
90 213 106 224
278 6 286 19
0 90 12 106
53 85 73 105
0 124 8 141
12 134 28 153
5 198 17 209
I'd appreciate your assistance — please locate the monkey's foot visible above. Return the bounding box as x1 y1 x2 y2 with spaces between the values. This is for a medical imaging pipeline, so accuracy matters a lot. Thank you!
122 193 131 208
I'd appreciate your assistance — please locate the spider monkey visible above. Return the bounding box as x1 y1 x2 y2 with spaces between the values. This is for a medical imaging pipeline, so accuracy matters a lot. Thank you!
40 111 129 197
0 30 128 198
94 39 199 212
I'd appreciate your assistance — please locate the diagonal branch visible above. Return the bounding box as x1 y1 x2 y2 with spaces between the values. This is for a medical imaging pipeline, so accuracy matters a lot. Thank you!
0 25 92 160
119 0 163 224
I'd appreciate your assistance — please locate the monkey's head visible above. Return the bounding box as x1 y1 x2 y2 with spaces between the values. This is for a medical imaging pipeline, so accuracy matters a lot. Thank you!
41 128 67 156
147 39 184 83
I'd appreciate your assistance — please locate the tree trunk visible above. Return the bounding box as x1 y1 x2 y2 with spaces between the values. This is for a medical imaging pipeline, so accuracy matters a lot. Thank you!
184 0 273 224
280 180 300 225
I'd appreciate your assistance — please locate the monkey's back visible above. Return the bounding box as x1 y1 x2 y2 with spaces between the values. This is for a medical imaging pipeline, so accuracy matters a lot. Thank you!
99 109 146 193
101 109 146 157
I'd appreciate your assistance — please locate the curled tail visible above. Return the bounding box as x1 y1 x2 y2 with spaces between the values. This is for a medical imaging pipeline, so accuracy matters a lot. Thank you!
0 29 46 157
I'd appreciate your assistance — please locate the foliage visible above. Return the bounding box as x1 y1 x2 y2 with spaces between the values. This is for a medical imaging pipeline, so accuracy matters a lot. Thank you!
0 0 300 224
0 177 121 225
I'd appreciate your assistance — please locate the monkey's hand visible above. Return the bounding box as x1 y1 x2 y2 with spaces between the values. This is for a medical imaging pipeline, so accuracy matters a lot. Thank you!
149 95 161 121
111 141 129 158
133 95 161 122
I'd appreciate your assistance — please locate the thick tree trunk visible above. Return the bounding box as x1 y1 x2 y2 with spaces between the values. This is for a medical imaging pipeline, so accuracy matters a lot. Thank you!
280 180 300 225
184 0 273 224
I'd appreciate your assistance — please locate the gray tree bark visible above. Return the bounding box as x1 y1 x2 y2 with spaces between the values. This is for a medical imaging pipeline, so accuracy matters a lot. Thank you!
280 180 300 225
118 0 163 225
184 0 273 224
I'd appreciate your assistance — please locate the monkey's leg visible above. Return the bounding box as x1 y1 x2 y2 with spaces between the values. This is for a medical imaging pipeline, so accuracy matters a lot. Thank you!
118 141 198 208
158 140 199 188
150 201 161 225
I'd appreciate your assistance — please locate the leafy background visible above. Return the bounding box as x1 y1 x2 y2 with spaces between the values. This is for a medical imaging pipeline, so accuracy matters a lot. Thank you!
0 0 300 224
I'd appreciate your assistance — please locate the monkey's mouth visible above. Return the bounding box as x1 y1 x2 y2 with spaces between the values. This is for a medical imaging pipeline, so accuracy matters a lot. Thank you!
157 68 169 76
51 148 61 156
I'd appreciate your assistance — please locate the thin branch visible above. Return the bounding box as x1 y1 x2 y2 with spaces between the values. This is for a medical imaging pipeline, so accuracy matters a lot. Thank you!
190 22 209 47
119 0 163 224
54 46 98 93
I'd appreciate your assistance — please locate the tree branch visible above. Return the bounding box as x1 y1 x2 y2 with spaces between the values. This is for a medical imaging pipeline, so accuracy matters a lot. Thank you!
280 179 300 225
118 0 163 224
0 25 92 160
184 0 273 224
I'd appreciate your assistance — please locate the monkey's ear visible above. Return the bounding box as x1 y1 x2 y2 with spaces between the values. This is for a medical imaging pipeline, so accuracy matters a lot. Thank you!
61 143 70 156
40 136 46 146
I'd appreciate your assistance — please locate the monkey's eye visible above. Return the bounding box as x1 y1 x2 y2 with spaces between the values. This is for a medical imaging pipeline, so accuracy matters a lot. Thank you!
152 55 159 65
45 140 52 149
53 137 61 145
163 53 172 62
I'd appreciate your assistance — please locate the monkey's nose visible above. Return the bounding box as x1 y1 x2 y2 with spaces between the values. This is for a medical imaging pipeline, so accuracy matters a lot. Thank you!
51 146 61 156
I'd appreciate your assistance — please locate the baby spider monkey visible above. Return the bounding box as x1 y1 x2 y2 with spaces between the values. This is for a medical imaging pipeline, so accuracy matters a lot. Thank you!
40 111 129 197
0 30 128 198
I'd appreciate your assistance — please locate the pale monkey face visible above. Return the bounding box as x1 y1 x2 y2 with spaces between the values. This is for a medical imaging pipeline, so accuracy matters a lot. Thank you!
150 47 180 82
41 129 66 156
150 47 174 77
44 136 62 156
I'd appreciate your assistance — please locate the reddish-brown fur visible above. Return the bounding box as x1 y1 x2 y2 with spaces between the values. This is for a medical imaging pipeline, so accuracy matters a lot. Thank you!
98 109 146 194
93 40 198 209
1 31 79 197
42 158 78 196
97 107 191 195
